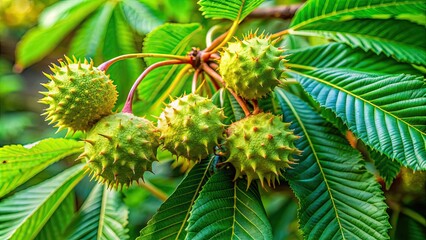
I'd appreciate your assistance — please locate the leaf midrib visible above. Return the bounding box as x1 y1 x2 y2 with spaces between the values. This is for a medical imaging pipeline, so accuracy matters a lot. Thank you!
291 1 422 30
96 186 108 240
175 159 214 239
275 89 346 240
12 166 84 239
287 68 426 137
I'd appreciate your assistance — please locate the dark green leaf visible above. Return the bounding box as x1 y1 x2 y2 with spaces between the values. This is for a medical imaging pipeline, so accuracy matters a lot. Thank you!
65 184 129 240
290 19 426 66
0 164 85 240
288 68 426 170
138 159 214 240
276 88 390 239
186 169 272 240
0 138 84 198
287 42 423 75
198 0 264 22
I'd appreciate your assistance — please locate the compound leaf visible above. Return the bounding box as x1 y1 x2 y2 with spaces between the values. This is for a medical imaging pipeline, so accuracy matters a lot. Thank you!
276 88 390 240
198 0 264 22
64 184 129 240
371 150 401 190
186 169 272 240
287 68 426 170
0 164 85 240
0 138 84 198
138 158 214 240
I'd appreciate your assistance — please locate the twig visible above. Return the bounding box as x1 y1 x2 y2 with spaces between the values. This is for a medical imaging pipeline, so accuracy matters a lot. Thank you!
192 68 202 93
139 181 168 201
248 4 303 20
98 53 189 71
122 60 188 113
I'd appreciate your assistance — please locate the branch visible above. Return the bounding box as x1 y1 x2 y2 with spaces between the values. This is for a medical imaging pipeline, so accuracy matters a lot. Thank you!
247 4 302 20
122 60 188 113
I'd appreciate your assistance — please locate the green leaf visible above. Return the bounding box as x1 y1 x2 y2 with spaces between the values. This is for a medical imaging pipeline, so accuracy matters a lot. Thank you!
120 0 164 34
287 42 423 75
138 23 201 114
290 19 426 66
102 8 143 105
291 0 426 28
138 158 214 240
15 0 104 69
64 184 129 240
34 192 75 240
38 0 92 27
0 164 85 240
186 169 272 239
0 138 84 198
371 149 401 190
69 1 116 58
198 0 264 22
288 68 426 170
211 88 245 124
275 88 390 240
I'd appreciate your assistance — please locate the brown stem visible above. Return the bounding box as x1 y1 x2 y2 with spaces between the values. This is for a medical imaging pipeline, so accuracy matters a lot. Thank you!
205 31 228 52
192 68 202 93
252 99 260 114
247 4 303 20
122 60 188 113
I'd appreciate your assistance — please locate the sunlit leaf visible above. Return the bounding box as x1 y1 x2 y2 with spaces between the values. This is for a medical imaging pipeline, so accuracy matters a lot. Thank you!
291 0 426 28
198 0 264 22
0 164 85 240
121 0 164 34
0 138 83 198
15 0 104 69
34 193 75 240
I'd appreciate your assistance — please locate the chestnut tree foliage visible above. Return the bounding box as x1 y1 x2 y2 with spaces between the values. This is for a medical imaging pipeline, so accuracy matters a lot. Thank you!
1 0 425 239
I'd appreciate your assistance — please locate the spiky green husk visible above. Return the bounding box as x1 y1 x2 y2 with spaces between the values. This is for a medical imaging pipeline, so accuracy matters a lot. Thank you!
39 56 118 133
225 113 300 188
158 93 226 160
219 34 286 99
81 113 159 188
